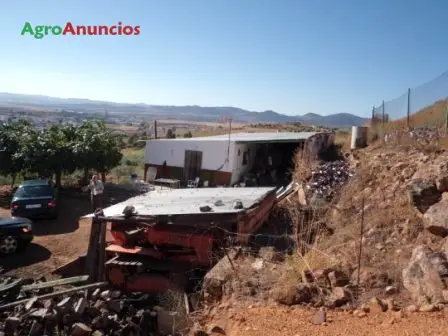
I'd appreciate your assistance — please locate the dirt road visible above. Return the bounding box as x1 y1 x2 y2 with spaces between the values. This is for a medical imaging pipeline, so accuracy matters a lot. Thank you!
0 194 92 278
200 305 448 336
0 184 144 278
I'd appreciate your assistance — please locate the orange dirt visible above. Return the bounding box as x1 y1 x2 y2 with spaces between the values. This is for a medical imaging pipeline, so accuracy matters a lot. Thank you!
0 193 93 279
198 305 448 336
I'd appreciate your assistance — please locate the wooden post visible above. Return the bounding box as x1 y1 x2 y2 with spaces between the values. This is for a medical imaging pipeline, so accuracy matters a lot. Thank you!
97 220 107 282
85 211 105 282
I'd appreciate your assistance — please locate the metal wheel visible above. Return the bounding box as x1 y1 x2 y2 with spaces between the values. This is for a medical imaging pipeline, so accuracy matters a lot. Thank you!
0 236 19 255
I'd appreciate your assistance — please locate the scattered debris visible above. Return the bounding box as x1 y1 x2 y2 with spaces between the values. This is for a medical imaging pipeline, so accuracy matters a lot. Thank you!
305 160 352 201
0 274 190 335
384 127 441 144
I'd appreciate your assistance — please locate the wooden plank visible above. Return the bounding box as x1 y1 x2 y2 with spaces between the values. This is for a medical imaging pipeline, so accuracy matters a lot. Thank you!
97 221 107 282
85 216 102 281
22 275 89 291
0 282 108 312
0 278 24 294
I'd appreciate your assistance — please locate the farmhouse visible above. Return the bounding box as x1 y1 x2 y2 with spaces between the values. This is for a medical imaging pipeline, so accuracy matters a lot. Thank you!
143 131 334 187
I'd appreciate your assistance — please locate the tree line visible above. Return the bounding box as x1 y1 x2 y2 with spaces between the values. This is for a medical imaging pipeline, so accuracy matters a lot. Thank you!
0 119 123 187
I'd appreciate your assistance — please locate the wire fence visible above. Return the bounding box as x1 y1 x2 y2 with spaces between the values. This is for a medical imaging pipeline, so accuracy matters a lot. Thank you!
371 71 448 132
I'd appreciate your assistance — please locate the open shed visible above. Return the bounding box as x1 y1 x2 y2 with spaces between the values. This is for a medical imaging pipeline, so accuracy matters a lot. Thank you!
143 131 334 186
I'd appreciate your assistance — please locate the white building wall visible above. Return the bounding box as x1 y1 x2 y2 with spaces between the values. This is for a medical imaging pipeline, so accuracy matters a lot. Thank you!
145 139 233 172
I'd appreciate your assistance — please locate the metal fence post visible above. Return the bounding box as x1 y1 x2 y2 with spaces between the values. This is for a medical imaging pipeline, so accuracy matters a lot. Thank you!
445 99 448 135
407 88 411 129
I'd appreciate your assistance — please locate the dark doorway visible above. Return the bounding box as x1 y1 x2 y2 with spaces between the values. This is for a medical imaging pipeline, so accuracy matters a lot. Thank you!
183 150 203 182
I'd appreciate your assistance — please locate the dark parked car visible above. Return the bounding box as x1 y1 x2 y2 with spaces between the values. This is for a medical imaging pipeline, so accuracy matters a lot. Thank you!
10 180 59 219
0 216 33 255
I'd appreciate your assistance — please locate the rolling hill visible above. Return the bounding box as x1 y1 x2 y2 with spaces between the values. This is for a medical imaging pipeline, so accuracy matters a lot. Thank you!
0 92 368 128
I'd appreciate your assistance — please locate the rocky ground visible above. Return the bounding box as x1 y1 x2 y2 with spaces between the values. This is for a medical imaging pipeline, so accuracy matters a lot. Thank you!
193 142 448 335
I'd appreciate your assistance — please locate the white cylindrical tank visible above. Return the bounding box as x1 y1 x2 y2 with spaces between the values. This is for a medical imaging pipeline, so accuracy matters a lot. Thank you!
351 126 368 149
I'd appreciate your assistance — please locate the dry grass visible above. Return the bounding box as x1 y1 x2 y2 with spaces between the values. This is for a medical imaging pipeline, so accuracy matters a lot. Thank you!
275 130 445 302
291 148 316 182
273 150 339 302
334 130 351 152
372 99 447 131
369 98 448 148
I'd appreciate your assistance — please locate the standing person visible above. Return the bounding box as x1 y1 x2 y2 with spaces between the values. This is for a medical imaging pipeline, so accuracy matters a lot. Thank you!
89 175 104 211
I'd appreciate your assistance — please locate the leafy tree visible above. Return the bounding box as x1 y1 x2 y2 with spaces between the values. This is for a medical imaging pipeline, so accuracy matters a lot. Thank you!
128 133 138 146
183 131 193 138
138 121 151 136
166 128 176 139
0 120 34 187
73 120 123 183
21 124 79 186
0 119 123 187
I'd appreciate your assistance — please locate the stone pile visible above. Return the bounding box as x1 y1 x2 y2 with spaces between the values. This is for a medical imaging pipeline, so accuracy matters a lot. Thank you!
305 160 353 201
0 276 185 336
409 127 441 141
384 127 441 144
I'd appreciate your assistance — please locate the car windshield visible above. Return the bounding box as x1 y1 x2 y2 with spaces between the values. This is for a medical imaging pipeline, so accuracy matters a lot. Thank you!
15 185 52 198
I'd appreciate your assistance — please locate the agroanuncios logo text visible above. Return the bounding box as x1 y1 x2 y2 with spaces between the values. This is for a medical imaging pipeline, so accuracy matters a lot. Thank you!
21 21 141 39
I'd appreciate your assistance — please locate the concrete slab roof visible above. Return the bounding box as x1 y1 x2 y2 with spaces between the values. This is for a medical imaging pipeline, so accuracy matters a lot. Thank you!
84 186 276 217
147 132 320 143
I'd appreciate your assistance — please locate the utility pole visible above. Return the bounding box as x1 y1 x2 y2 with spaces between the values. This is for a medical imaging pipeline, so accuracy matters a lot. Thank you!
224 116 232 165
154 120 158 139
228 117 232 139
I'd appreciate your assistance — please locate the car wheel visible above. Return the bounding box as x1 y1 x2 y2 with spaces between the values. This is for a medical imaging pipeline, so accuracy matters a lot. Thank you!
0 236 19 255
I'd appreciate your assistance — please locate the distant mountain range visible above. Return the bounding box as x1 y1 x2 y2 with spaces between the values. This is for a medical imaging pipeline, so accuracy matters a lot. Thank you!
0 92 368 128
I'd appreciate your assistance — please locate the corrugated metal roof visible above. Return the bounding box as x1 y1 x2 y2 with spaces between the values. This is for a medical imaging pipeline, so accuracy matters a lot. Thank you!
84 186 276 217
148 132 319 143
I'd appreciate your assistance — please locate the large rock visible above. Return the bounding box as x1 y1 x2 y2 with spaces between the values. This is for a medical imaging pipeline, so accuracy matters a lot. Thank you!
350 267 391 289
203 250 241 302
436 176 448 192
423 193 448 237
408 179 441 213
272 283 322 306
326 286 352 308
402 245 448 304
327 270 350 288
